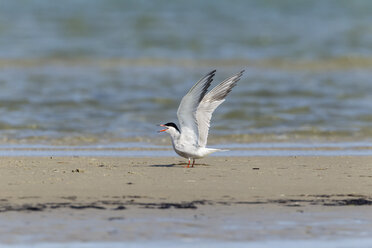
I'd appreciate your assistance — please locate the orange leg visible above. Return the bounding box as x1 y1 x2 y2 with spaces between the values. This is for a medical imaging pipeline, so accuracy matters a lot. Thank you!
192 159 195 167
186 158 190 168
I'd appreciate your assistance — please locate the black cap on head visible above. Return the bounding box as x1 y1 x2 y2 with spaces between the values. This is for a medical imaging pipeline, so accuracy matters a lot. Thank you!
164 122 180 132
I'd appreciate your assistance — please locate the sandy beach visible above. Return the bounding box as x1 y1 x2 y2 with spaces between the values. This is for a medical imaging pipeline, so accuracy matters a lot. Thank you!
1 156 372 206
1 155 372 244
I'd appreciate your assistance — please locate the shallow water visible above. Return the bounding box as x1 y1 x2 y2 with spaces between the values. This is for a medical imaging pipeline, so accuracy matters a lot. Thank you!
0 142 372 157
2 239 372 248
0 1 372 145
1 207 372 248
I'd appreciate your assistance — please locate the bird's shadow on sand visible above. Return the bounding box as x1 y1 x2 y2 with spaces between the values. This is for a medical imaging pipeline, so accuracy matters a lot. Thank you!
150 164 176 167
149 163 210 167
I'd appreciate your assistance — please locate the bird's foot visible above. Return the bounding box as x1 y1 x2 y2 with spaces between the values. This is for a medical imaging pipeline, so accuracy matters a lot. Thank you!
185 159 190 168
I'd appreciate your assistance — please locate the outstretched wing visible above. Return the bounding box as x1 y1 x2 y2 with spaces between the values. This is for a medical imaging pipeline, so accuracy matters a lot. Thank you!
177 70 216 145
196 70 244 148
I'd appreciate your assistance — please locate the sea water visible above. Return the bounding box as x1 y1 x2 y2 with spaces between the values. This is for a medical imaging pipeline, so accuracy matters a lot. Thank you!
0 0 372 146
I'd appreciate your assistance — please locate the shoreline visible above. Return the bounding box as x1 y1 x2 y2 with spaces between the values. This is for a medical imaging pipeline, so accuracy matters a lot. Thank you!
1 141 372 157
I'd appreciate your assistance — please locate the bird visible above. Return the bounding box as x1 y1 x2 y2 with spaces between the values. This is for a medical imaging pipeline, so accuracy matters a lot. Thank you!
158 69 244 167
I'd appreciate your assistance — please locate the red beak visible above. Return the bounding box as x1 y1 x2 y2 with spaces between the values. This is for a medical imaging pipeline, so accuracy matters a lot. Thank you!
158 124 167 133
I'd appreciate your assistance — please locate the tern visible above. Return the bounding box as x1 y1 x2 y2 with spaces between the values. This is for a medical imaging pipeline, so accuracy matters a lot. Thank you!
158 70 244 167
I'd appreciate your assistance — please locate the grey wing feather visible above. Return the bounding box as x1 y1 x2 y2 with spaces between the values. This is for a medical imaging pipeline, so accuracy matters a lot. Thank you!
177 70 216 145
196 70 244 147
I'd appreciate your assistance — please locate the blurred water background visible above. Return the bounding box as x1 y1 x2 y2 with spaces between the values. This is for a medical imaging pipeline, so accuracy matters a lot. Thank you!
1 0 372 145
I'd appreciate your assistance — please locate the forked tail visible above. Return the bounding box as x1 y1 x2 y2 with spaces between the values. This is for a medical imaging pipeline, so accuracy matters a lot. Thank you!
204 148 229 156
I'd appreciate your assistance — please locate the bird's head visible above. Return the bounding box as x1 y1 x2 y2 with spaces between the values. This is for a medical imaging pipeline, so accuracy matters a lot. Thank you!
158 122 180 135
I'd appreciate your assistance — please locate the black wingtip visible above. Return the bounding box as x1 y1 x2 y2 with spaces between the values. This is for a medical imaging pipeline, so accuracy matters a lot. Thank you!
208 69 217 77
233 70 245 81
207 69 217 78
198 69 216 103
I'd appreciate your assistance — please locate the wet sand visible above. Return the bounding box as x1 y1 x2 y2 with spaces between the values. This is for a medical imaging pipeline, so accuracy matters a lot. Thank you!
1 156 372 243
